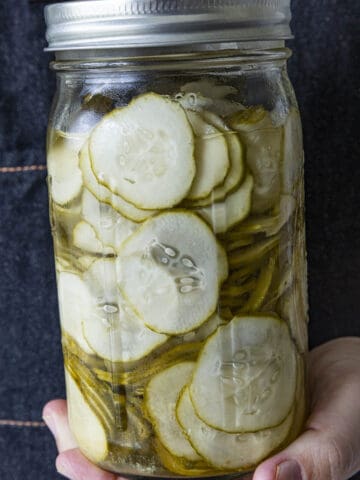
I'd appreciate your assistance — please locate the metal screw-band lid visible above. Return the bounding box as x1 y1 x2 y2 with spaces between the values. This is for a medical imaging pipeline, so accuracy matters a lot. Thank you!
45 0 292 51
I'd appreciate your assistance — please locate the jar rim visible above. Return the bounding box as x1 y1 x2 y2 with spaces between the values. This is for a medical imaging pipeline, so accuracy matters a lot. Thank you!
44 0 292 52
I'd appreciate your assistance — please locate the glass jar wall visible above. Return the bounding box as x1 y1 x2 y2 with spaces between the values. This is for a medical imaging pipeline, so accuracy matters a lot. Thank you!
46 2 308 477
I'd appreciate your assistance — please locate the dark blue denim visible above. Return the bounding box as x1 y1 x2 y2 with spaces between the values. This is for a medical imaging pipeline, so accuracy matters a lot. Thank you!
0 1 359 480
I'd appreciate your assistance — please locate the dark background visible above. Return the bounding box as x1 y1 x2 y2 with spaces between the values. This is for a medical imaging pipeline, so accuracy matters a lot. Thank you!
0 0 359 479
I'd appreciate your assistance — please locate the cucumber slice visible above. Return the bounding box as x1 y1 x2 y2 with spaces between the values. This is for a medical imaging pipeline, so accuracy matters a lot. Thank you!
233 194 296 238
230 109 282 214
48 135 86 206
188 112 244 207
65 350 114 431
220 278 257 299
65 368 109 463
89 93 195 210
189 315 297 432
72 221 115 255
94 342 202 387
81 189 137 251
197 174 253 233
154 439 214 476
241 255 277 313
227 106 269 133
117 211 225 335
178 79 241 116
145 362 201 461
79 143 157 223
82 259 168 362
225 235 255 251
57 272 94 355
51 202 82 239
217 242 229 285
186 111 229 200
56 252 96 276
182 313 225 344
177 388 293 470
229 235 279 269
175 78 244 115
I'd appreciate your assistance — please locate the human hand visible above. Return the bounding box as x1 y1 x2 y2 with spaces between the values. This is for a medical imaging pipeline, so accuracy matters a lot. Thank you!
43 337 360 480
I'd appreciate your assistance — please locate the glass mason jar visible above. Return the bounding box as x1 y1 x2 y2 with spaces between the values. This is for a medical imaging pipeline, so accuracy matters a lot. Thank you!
45 1 308 478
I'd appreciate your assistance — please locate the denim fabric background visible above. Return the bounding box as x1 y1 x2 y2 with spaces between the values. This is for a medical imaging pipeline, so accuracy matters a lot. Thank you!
0 1 359 479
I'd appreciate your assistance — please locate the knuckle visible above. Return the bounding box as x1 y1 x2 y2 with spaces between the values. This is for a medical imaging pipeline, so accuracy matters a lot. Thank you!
322 434 354 480
326 436 345 480
301 434 347 480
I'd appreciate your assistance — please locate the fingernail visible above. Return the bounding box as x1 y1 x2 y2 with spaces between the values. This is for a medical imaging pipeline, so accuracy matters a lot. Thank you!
276 460 302 480
43 414 57 438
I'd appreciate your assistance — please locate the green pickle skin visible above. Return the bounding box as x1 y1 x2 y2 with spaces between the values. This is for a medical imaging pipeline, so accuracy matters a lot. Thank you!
48 85 307 478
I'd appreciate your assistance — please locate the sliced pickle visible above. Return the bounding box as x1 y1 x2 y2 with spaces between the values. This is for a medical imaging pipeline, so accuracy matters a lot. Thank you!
128 403 153 441
220 278 257 299
89 93 195 210
188 111 244 206
73 221 114 255
81 189 138 251
57 272 94 355
197 174 253 233
226 263 261 284
229 235 279 269
47 134 87 206
182 313 225 343
94 342 202 386
65 368 109 463
178 78 242 116
225 235 255 251
62 332 104 371
177 388 293 470
219 296 250 309
186 110 229 200
231 194 295 238
154 439 214 477
65 350 114 428
117 211 225 335
79 142 157 222
262 263 293 311
241 255 277 312
56 254 81 275
218 306 234 321
145 362 201 461
111 402 152 449
56 251 96 276
227 106 268 132
82 259 168 362
189 315 298 432
228 108 282 214
51 202 82 240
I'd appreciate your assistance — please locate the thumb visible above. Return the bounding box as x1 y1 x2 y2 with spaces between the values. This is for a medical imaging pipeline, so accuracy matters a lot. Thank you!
252 338 360 480
252 428 357 480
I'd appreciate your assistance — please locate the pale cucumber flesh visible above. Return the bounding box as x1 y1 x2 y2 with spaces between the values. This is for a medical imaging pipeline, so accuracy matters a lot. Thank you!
89 94 195 210
189 315 298 433
145 362 201 461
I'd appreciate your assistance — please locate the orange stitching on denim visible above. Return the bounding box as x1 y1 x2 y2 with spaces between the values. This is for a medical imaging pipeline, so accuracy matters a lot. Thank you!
0 420 46 428
0 165 47 173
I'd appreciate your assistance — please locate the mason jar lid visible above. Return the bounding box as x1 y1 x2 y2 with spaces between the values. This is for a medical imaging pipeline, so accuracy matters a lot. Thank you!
45 0 292 51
